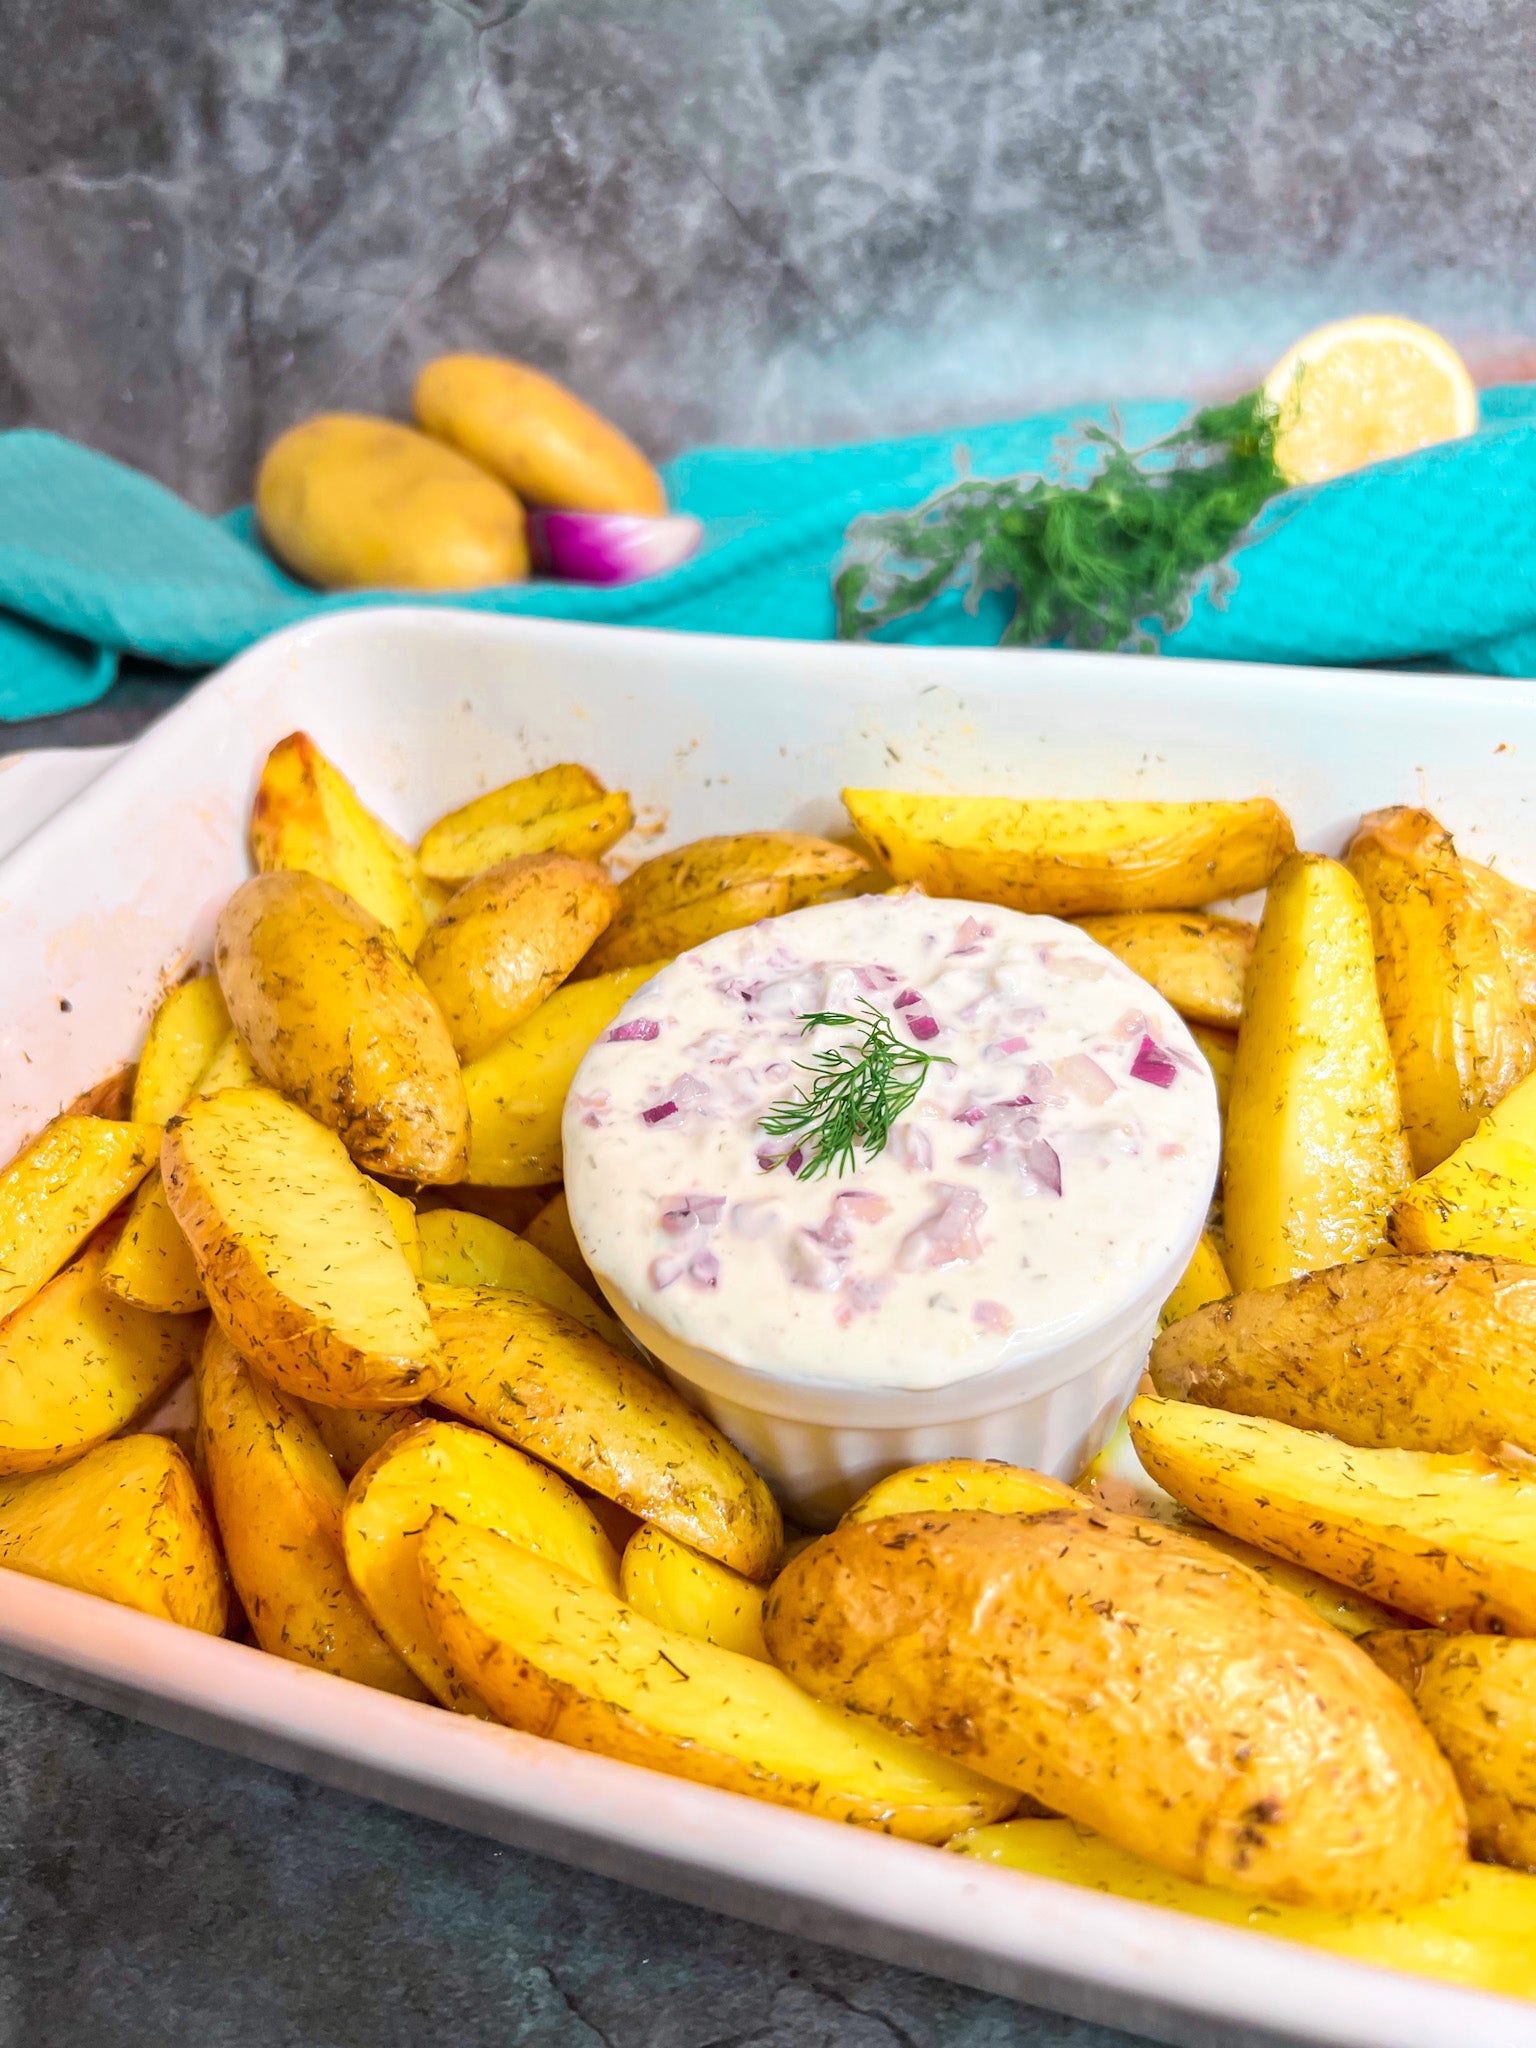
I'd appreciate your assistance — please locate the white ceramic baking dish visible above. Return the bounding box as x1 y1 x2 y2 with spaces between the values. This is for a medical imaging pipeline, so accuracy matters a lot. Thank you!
3 610 1535 2048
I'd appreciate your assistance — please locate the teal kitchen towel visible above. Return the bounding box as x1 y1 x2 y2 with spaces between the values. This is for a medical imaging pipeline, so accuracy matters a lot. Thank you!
6 385 1536 719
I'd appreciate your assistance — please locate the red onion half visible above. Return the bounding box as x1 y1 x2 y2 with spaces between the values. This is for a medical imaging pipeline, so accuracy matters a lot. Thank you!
530 511 704 586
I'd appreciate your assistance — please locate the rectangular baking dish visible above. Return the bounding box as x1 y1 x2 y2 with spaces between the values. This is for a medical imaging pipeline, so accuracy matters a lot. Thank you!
2 610 1533 2048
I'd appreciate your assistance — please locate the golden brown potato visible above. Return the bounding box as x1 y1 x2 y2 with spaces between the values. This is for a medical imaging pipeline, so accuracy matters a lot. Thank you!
842 1459 1081 1525
424 1280 782 1578
418 764 633 887
414 853 619 1061
841 792 1295 916
1464 858 1536 1011
1158 1231 1231 1330
0 1433 228 1632
414 1207 629 1348
1188 1022 1236 1119
1150 1251 1536 1456
419 1513 1015 1840
764 1508 1464 1909
163 1087 441 1408
1347 807 1535 1174
521 1188 599 1296
1073 911 1255 1028
216 868 469 1183
577 833 870 977
369 1181 422 1276
1222 853 1411 1289
301 1400 423 1481
1391 1066 1536 1260
620 1523 769 1659
1130 1393 1536 1635
0 1115 159 1321
131 975 230 1124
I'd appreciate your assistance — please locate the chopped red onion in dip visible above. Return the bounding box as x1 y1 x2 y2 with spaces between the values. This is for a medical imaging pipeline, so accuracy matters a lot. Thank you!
606 1018 660 1043
1130 1035 1181 1088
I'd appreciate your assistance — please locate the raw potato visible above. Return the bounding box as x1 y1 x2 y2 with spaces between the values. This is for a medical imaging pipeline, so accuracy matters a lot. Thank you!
415 853 619 1061
764 1509 1464 1910
418 764 633 887
255 413 528 591
462 962 661 1185
216 868 470 1183
250 731 443 952
620 1524 769 1660
1347 807 1535 1173
415 1207 630 1348
198 1326 428 1697
419 1514 1015 1841
131 975 230 1123
162 1087 441 1408
1149 1251 1536 1456
0 1236 202 1474
1391 1066 1536 1259
342 1416 620 1712
1188 1023 1236 1118
1464 858 1536 1011
1073 912 1255 1029
522 1189 599 1296
424 1280 783 1578
302 1401 423 1481
1222 853 1412 1289
954 1820 1536 2001
0 1433 228 1633
577 833 871 977
0 1116 159 1321
842 1459 1081 1524
840 792 1295 915
1130 1393 1536 1635
1158 1231 1231 1330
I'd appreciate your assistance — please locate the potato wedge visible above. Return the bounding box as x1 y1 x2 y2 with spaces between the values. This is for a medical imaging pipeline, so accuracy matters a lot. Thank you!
370 1182 421 1276
620 1523 769 1659
0 1115 159 1322
1464 857 1536 1011
194 1031 261 1093
841 792 1295 916
1131 1393 1536 1634
1347 807 1535 1173
418 764 633 886
420 1513 1015 1839
765 1508 1463 1909
302 1400 423 1481
415 854 619 1061
1391 1066 1536 1259
1150 1251 1536 1456
198 1327 427 1696
0 1433 227 1632
415 1207 629 1348
842 1459 1081 1524
522 1188 598 1296
577 833 870 978
131 975 230 1124
1188 1022 1236 1119
1158 1230 1230 1330
462 962 661 1185
342 1416 619 1712
954 1820 1536 2000
163 1087 441 1408
216 869 469 1183
1073 912 1255 1028
1222 853 1411 1289
424 1280 782 1578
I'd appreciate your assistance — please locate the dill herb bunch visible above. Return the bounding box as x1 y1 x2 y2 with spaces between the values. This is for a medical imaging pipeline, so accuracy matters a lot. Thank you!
759 1002 952 1180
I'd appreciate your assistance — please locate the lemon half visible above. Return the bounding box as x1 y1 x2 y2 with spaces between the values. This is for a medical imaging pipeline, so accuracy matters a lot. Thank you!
1263 314 1478 486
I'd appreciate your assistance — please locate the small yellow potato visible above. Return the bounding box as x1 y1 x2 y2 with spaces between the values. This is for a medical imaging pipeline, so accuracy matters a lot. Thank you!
0 1433 228 1633
462 962 661 1185
1187 1022 1236 1118
369 1182 421 1276
414 354 666 516
418 764 634 887
1391 1066 1536 1259
216 869 469 1184
419 1514 1015 1839
1150 1251 1536 1457
577 833 870 978
841 792 1295 916
415 854 619 1061
953 1820 1536 2000
842 1459 1081 1525
131 975 230 1124
1464 857 1536 1011
198 1327 427 1697
1130 1393 1536 1635
0 1115 160 1322
255 413 528 592
620 1524 769 1659
522 1188 599 1296
415 1207 628 1348
1347 807 1535 1173
1157 1230 1230 1330
765 1508 1464 1910
425 1280 782 1578
162 1087 441 1409
250 730 444 953
1222 853 1411 1289
302 1401 423 1481
342 1416 619 1712
1073 911 1255 1028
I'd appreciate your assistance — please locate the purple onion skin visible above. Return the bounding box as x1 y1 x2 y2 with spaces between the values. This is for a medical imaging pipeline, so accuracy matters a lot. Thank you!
530 512 703 586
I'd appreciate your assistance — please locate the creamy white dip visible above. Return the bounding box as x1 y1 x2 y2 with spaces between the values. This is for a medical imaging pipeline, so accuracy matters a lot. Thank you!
563 893 1220 1392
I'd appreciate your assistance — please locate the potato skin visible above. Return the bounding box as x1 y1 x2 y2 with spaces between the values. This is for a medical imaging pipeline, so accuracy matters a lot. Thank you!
1464 858 1536 1011
1073 911 1255 1028
764 1508 1465 1910
417 764 633 888
216 869 469 1184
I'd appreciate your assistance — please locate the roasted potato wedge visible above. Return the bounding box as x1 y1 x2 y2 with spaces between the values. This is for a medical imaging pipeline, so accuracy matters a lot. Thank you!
0 1433 227 1632
841 792 1295 916
1073 911 1255 1028
163 1087 441 1408
424 1280 782 1578
1158 1230 1231 1329
620 1523 769 1659
1464 857 1536 1011
415 1207 629 1348
842 1458 1081 1524
1223 853 1412 1288
1131 1393 1536 1635
198 1326 427 1696
342 1416 620 1712
0 1115 159 1322
419 1513 1015 1840
370 1181 422 1276
301 1400 423 1481
1188 1022 1236 1118
216 868 469 1183
415 853 619 1061
418 764 633 886
521 1188 598 1296
131 975 230 1124
765 1508 1463 1909
1391 1066 1536 1259
1348 807 1535 1173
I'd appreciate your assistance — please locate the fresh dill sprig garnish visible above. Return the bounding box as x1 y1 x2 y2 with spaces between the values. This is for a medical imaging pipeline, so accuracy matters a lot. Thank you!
759 1002 952 1181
